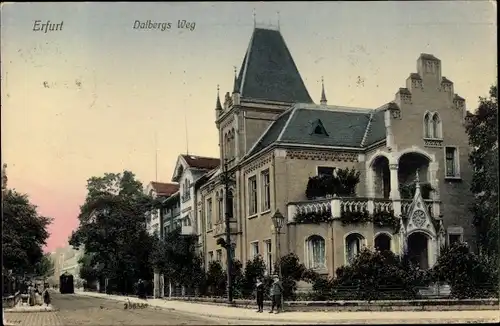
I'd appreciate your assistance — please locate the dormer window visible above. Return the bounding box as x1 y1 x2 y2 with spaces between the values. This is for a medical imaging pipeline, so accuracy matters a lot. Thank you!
310 119 329 137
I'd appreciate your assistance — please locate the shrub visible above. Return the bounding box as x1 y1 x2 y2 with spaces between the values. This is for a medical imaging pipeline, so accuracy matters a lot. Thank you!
330 248 428 301
206 261 226 297
431 242 499 299
242 256 266 298
274 253 307 300
305 168 360 199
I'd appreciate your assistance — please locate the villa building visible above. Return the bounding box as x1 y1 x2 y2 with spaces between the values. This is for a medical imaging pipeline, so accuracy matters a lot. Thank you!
152 25 473 294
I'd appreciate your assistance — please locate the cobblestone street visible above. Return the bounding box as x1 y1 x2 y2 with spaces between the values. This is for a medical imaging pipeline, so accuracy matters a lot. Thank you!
4 293 230 326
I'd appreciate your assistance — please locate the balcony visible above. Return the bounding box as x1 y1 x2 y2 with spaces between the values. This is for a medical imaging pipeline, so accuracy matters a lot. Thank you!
213 219 238 237
287 197 440 224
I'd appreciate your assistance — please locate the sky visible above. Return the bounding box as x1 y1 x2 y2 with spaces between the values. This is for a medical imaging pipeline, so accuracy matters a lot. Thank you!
1 2 497 253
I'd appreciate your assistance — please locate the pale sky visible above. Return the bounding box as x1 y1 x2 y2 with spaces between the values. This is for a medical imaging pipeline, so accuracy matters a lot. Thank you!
1 2 496 252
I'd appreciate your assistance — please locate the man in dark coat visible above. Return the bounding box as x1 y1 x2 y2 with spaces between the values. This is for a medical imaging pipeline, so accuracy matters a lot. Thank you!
137 279 146 300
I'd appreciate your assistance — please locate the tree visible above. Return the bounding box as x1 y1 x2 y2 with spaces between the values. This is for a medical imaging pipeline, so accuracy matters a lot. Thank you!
241 256 266 298
206 261 226 297
34 253 55 277
431 242 498 298
69 171 156 294
150 228 205 294
2 186 52 275
466 83 498 262
274 253 308 300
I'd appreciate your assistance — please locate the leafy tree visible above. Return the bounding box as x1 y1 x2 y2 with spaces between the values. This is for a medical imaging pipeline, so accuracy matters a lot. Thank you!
230 260 244 298
466 83 498 262
241 256 266 298
2 185 52 275
69 171 156 294
206 261 226 297
274 253 307 300
431 242 498 299
34 253 55 277
150 228 205 293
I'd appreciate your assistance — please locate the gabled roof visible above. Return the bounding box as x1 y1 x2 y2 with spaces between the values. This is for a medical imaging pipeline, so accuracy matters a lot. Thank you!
181 155 220 170
235 27 313 104
247 103 389 157
149 182 179 196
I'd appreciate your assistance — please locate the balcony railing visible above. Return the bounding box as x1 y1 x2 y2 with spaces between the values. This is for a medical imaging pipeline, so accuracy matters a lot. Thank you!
213 220 238 237
287 197 440 223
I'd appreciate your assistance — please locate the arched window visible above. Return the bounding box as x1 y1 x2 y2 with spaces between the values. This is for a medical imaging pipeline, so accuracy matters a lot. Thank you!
217 191 224 223
227 190 234 218
432 113 441 139
345 233 364 264
374 233 392 252
423 112 432 138
306 235 326 269
223 133 228 159
231 128 236 159
228 130 233 159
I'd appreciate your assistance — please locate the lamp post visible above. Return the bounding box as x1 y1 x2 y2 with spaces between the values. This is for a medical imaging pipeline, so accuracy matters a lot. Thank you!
221 159 234 303
271 210 285 312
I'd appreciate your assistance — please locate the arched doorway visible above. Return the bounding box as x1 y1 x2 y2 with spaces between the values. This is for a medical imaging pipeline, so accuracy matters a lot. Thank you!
407 232 429 269
374 233 391 252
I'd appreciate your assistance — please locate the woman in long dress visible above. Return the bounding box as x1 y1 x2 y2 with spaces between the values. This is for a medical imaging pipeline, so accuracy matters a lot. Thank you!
28 284 36 306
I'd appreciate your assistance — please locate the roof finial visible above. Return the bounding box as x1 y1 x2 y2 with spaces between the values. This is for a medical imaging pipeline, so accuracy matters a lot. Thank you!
415 169 420 188
320 76 327 105
277 11 280 30
253 9 256 27
232 67 239 94
216 84 222 111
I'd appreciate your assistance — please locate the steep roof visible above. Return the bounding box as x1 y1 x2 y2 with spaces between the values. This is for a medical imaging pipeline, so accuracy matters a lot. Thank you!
150 182 179 196
247 104 388 157
235 27 313 103
181 155 220 170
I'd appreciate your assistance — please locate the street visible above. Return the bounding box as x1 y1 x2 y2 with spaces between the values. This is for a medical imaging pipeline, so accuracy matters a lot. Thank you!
4 292 232 326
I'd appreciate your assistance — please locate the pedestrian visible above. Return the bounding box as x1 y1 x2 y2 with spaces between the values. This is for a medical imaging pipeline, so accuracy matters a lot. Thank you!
269 274 284 314
254 278 264 313
42 287 51 307
137 279 146 300
28 283 36 306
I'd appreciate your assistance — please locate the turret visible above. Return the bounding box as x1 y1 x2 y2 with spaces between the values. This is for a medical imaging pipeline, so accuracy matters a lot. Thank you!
232 68 240 106
320 76 327 106
215 84 222 119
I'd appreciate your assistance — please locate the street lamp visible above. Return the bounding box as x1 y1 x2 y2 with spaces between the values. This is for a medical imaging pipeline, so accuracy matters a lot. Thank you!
271 210 285 311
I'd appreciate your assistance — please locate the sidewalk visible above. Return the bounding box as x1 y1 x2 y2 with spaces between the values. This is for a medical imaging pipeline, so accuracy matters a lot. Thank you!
75 291 500 324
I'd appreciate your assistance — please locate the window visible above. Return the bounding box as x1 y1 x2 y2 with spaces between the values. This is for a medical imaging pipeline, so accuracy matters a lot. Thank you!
217 191 224 223
345 233 364 264
306 235 326 269
206 198 213 230
310 119 329 136
447 227 463 246
432 113 441 138
250 241 259 258
374 233 391 252
317 166 334 176
264 240 272 275
208 251 214 262
227 191 234 218
424 112 432 138
216 249 222 262
445 147 459 178
248 176 258 216
261 170 271 211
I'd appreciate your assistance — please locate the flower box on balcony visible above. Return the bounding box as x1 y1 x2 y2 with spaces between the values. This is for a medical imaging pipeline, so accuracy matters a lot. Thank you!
294 209 333 224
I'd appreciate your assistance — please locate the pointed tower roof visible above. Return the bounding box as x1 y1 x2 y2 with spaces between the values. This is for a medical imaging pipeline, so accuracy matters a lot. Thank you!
216 85 222 111
320 76 327 105
232 68 239 94
234 27 313 103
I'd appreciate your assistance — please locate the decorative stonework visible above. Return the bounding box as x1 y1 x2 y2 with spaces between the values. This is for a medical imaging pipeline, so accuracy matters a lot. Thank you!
221 116 235 129
425 60 440 74
454 94 466 111
440 77 453 93
410 74 423 90
286 150 359 163
389 164 398 170
243 154 272 175
412 209 426 228
397 88 412 104
424 138 443 148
